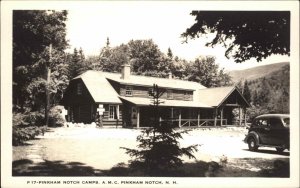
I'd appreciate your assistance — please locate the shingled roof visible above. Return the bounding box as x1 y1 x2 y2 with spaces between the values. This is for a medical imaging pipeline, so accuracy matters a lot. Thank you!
102 72 206 91
120 96 212 108
73 71 122 104
72 70 249 108
198 86 250 107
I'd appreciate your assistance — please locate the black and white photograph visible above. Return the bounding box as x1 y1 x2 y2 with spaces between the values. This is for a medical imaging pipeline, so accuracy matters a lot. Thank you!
1 1 299 188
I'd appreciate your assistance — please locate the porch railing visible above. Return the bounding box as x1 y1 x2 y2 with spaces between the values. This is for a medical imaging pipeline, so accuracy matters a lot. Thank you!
160 118 227 127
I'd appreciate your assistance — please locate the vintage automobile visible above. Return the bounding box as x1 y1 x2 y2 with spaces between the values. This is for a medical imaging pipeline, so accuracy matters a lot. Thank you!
244 114 290 152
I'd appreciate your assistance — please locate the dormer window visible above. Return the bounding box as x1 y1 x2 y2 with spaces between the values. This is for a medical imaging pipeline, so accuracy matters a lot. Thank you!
77 83 82 95
148 88 153 97
184 91 190 100
125 86 133 96
167 90 173 99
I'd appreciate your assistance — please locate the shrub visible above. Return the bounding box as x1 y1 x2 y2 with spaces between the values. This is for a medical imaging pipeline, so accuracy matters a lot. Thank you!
13 125 47 146
48 105 66 127
13 113 29 127
13 111 45 127
24 111 45 126
13 112 47 146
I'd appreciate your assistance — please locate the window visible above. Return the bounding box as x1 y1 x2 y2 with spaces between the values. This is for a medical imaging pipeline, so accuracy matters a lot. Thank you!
77 83 82 95
167 90 173 99
148 88 153 97
184 91 190 100
109 105 118 120
125 86 133 96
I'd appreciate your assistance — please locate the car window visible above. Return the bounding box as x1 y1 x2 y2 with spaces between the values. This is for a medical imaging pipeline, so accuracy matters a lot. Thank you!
253 119 262 126
269 118 283 128
283 118 290 127
254 119 268 127
260 119 268 126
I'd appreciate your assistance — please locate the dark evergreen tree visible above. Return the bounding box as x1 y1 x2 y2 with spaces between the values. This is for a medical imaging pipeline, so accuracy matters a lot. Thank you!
99 38 113 72
68 48 80 79
243 80 251 103
252 90 259 106
167 47 173 59
121 84 198 176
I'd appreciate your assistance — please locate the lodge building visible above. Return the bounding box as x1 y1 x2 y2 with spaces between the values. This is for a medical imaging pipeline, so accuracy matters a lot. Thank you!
61 65 250 128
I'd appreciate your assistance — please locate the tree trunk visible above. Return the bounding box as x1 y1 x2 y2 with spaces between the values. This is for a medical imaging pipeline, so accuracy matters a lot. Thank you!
45 67 50 126
45 44 52 126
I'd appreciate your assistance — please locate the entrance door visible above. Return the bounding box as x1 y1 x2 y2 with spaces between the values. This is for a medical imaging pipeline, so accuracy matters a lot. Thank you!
140 107 155 127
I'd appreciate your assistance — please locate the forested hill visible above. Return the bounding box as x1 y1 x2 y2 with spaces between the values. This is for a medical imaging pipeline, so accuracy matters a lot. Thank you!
236 63 290 115
228 62 289 83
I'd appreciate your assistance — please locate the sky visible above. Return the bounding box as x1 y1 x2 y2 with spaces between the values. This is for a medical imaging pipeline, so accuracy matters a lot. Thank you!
65 4 290 71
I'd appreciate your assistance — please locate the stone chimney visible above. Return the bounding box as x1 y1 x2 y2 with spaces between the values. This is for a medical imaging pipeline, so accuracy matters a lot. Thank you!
121 64 131 79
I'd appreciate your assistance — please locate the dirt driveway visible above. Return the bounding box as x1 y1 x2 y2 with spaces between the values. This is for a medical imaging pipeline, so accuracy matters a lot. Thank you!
13 126 289 176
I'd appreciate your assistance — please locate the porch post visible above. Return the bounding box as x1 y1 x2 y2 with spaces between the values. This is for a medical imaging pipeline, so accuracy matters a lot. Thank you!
117 105 120 119
197 109 200 127
137 107 140 128
171 107 174 119
67 107 70 122
244 108 247 126
188 108 191 127
239 107 242 126
220 107 223 126
214 108 217 126
178 109 181 127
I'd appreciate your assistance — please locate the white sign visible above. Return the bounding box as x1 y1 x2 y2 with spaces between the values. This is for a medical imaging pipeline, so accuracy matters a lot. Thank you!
97 108 105 112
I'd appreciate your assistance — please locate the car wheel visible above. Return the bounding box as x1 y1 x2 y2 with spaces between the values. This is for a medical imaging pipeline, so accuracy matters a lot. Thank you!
276 147 284 153
248 137 258 151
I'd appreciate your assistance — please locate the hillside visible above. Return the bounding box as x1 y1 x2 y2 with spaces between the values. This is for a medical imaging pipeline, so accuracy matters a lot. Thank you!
240 63 290 116
228 62 289 83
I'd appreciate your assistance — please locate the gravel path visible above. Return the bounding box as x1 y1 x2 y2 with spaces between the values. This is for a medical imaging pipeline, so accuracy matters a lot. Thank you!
13 126 289 173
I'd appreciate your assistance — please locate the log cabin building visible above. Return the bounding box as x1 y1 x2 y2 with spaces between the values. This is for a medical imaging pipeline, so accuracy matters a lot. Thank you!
61 65 250 128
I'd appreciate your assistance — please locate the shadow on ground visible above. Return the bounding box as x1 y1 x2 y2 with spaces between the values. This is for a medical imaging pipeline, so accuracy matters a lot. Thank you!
12 159 209 177
12 158 289 177
242 149 290 156
223 157 290 177
12 159 104 176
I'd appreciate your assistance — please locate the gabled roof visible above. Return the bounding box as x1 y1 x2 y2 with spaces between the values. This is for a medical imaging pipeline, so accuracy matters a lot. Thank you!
198 86 250 107
73 71 122 104
102 72 206 91
120 96 212 108
72 71 250 108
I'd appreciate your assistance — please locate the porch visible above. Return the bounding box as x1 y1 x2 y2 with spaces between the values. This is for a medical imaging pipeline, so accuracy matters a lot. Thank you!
135 106 247 128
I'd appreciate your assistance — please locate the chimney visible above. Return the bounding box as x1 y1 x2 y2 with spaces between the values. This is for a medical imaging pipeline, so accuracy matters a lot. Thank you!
168 72 172 79
121 64 131 79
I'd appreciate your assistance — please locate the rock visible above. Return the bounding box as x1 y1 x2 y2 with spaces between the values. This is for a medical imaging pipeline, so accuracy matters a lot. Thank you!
205 161 221 177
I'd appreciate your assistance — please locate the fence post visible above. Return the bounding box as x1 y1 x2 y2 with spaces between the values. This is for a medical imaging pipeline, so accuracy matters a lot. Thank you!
220 107 223 126
197 109 200 127
214 108 217 126
244 108 247 126
178 110 181 127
